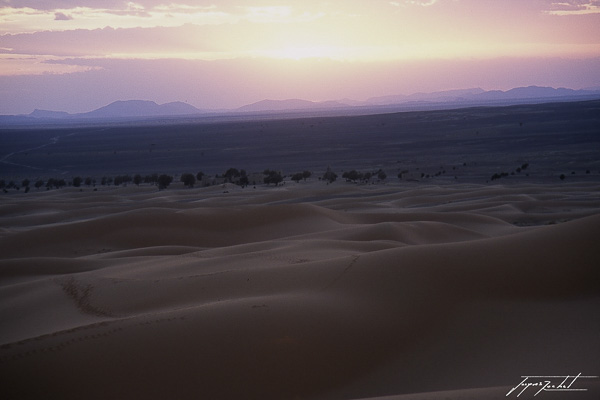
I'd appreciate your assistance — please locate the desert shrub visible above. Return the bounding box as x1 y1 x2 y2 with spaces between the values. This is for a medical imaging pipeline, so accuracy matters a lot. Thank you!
72 177 82 187
196 171 205 181
45 178 65 189
263 169 283 186
377 170 387 181
342 170 361 182
144 174 158 185
239 170 249 187
35 179 44 189
291 172 304 183
157 174 173 189
322 168 337 183
180 173 196 188
224 168 240 183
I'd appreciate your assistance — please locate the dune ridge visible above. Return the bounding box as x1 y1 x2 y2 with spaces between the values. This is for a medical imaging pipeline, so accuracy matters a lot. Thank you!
1 182 599 399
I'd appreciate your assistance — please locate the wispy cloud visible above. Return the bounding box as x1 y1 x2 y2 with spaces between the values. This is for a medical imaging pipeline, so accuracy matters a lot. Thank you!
390 0 440 6
545 1 600 15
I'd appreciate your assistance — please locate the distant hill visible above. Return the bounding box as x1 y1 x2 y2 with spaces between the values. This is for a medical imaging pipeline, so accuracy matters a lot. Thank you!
367 88 486 105
79 100 202 118
471 86 595 101
29 109 71 119
235 98 348 113
366 86 600 106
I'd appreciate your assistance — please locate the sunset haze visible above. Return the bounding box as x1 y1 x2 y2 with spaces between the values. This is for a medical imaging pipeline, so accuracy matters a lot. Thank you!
1 0 599 114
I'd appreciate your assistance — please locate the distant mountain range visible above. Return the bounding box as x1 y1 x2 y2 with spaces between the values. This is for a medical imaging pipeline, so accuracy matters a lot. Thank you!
6 86 600 122
30 100 203 119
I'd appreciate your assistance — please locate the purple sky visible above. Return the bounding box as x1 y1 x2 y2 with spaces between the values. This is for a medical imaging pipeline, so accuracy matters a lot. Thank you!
1 0 599 114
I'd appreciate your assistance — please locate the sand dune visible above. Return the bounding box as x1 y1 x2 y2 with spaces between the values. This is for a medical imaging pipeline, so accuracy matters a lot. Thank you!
1 182 599 399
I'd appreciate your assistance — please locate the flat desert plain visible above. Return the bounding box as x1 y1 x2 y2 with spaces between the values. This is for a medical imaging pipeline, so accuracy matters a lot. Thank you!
1 180 599 399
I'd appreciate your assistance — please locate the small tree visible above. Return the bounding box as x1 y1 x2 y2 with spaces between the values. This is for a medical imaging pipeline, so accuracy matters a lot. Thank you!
72 177 82 187
239 170 249 187
302 170 312 181
291 172 304 183
180 173 196 188
323 168 337 183
145 173 158 185
35 179 44 189
158 174 173 190
264 169 283 186
342 170 360 182
224 168 240 183
133 174 142 186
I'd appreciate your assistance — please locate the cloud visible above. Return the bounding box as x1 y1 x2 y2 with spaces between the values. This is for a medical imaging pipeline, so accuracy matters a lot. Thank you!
54 12 72 20
390 0 439 6
0 2 329 34
0 25 225 58
545 0 600 14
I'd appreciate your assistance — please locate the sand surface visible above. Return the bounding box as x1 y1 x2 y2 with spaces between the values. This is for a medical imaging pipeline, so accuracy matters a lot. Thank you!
1 181 599 399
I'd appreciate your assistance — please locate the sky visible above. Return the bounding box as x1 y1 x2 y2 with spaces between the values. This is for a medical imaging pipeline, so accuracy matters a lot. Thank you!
1 0 599 114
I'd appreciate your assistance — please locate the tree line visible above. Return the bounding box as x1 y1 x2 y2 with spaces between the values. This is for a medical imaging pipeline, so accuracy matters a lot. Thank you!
0 167 395 193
